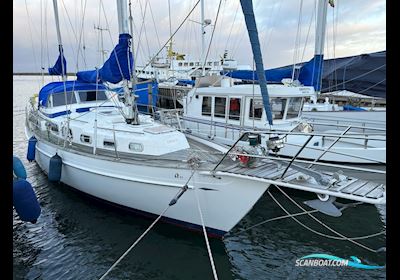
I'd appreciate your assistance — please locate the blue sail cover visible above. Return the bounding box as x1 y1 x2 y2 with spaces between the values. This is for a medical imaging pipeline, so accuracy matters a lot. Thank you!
240 0 273 125
48 46 67 76
38 81 107 107
76 33 134 84
224 55 324 91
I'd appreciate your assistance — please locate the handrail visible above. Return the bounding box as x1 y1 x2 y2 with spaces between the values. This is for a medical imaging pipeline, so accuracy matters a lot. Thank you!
176 116 385 141
308 126 352 168
280 135 314 179
283 141 385 164
305 120 386 132
211 132 249 173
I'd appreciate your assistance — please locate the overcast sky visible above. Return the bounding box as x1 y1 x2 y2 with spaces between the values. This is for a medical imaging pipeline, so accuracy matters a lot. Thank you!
13 0 386 73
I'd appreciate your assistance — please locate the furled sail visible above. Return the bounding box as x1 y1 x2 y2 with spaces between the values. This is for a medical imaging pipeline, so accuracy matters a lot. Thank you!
77 33 134 84
48 46 67 76
240 0 273 125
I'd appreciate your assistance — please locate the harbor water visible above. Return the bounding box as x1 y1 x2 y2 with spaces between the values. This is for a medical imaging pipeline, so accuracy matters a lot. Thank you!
13 75 386 279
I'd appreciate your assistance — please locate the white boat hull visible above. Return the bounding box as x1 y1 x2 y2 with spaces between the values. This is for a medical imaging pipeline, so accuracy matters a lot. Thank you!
34 139 269 235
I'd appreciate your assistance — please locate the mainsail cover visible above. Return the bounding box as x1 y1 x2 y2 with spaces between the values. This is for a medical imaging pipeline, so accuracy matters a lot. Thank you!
48 46 67 76
240 0 273 125
77 33 134 84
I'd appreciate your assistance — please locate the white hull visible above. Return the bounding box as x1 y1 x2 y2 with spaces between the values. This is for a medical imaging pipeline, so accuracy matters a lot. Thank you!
33 139 269 235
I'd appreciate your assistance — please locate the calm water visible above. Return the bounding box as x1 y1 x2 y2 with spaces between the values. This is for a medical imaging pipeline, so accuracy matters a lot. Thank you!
13 76 386 279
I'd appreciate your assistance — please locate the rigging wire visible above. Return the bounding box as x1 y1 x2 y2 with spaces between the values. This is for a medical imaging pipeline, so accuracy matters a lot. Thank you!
59 0 79 73
148 0 162 50
76 0 88 69
24 0 41 91
201 0 223 74
224 1 240 54
139 0 152 62
140 0 201 72
291 0 304 81
300 0 316 65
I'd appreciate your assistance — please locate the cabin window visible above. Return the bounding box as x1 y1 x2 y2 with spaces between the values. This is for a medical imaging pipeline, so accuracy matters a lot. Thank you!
229 98 241 120
184 62 188 66
249 99 263 120
201 96 212 116
208 62 212 66
103 140 115 148
80 134 92 144
129 142 143 152
286 97 302 119
178 63 183 66
271 98 287 120
78 91 108 102
195 62 200 66
214 97 227 118
189 62 194 66
51 92 77 107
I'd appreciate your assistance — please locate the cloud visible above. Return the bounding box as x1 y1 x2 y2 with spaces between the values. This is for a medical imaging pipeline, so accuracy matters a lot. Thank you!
13 0 386 72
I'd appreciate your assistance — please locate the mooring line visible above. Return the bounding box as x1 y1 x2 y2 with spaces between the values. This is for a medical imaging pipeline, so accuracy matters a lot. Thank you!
98 170 195 280
267 188 385 253
98 204 170 280
194 187 219 280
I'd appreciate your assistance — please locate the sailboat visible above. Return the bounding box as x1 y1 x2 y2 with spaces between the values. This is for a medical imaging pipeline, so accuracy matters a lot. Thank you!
25 0 385 238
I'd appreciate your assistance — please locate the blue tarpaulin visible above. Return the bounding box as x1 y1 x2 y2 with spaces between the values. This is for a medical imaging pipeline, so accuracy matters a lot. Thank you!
111 80 159 113
48 46 67 76
224 51 385 98
223 55 323 91
38 81 106 107
76 33 134 84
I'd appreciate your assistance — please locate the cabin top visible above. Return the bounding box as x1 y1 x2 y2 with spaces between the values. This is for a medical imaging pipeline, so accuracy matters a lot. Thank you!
187 83 315 98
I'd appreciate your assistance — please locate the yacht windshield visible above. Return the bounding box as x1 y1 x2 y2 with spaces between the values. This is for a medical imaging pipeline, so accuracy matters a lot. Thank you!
286 97 302 119
51 92 77 107
271 98 287 120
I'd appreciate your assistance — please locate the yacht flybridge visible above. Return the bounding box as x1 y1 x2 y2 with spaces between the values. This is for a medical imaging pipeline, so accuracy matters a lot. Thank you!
25 0 385 240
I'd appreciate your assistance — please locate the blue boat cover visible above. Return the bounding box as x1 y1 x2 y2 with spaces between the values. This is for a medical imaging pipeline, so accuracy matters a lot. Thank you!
38 81 107 107
240 0 273 125
76 33 134 84
224 51 385 98
343 104 367 111
224 55 323 91
48 46 67 76
177 79 195 86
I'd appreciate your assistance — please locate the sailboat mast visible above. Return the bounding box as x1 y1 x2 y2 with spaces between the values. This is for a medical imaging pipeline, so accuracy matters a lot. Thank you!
52 0 66 81
116 0 139 124
314 0 329 94
200 0 206 76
